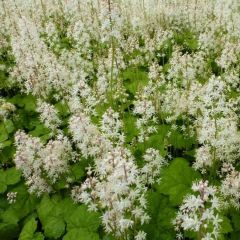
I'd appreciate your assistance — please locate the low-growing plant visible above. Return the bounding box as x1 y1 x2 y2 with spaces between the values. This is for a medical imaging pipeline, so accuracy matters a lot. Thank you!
0 0 240 239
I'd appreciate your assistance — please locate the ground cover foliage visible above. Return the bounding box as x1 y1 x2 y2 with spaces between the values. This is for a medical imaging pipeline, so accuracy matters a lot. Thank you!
0 0 240 239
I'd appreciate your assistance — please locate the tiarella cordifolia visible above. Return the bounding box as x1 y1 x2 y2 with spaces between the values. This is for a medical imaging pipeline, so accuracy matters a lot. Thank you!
71 146 152 239
1 0 240 239
220 163 240 208
36 100 61 132
0 98 16 120
174 180 222 240
6 191 17 204
14 131 73 195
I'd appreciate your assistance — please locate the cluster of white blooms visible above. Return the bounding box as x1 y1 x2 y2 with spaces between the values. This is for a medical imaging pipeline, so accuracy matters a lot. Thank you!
101 108 124 144
140 148 166 185
72 146 150 239
14 131 50 195
174 180 222 240
98 0 123 43
10 16 67 97
7 191 17 204
216 41 240 70
194 76 240 172
133 96 157 143
0 98 16 120
68 106 166 239
69 113 109 158
220 163 240 208
134 231 147 240
39 135 72 182
167 50 206 85
14 131 72 195
36 100 60 131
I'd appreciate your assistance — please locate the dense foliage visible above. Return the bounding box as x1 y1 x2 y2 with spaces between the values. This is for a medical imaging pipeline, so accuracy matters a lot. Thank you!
0 0 240 239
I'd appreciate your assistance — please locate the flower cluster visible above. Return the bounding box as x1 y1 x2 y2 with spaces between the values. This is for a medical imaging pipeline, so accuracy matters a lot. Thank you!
0 98 16 120
100 108 124 144
133 96 157 143
7 191 17 204
36 100 60 131
72 146 151 239
174 180 222 240
14 131 72 195
140 148 166 185
220 163 240 208
69 112 109 158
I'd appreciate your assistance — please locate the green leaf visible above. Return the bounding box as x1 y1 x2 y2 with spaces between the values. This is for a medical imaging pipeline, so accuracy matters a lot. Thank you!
70 163 85 181
168 129 196 149
220 216 233 234
231 208 240 231
0 222 19 239
230 231 240 240
19 217 37 240
0 140 12 148
37 195 100 239
0 196 8 209
144 127 167 154
144 192 176 239
0 168 20 201
44 217 65 239
29 124 50 137
63 228 99 240
37 195 55 224
33 233 45 240
22 95 36 112
0 124 8 142
54 179 68 190
55 102 69 117
122 67 148 94
0 206 20 238
9 94 25 108
37 195 75 239
1 208 19 224
65 205 101 232
157 158 200 205
0 183 7 194
9 94 36 111
5 168 21 185
1 145 15 163
0 169 7 193
60 197 77 217
26 118 42 131
123 114 138 143
4 119 15 134
8 184 39 220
